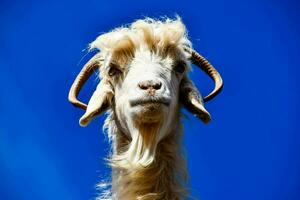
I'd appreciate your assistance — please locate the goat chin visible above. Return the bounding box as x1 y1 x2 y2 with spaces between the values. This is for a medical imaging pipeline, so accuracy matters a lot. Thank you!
131 103 166 124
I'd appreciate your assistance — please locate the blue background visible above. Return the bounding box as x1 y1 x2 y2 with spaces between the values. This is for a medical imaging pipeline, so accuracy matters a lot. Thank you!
0 0 299 199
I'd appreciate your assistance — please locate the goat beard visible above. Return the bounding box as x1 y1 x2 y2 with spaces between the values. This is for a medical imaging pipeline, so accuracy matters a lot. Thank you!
110 121 163 169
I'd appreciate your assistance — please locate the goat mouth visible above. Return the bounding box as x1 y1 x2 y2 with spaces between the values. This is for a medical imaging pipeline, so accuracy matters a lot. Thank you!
130 97 171 107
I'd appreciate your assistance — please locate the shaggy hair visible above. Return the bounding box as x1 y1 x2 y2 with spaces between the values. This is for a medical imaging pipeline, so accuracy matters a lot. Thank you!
98 110 188 200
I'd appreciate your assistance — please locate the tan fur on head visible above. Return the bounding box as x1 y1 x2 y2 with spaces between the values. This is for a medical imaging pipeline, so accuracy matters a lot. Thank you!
90 17 191 61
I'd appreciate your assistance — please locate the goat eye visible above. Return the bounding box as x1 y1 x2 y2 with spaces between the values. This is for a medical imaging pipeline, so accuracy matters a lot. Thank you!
108 65 121 77
174 61 186 74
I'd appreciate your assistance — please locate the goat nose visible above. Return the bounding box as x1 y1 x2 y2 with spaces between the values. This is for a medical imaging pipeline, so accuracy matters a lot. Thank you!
138 80 162 91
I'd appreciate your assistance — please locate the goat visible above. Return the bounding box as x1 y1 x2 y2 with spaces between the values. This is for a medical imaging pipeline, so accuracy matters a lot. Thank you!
68 17 223 200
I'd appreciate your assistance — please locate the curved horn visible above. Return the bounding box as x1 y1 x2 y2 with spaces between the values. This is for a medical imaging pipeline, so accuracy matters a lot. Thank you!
68 54 102 110
184 47 223 102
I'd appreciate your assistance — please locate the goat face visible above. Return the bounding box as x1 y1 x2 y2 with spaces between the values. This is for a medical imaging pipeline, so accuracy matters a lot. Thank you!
68 18 223 166
110 48 187 141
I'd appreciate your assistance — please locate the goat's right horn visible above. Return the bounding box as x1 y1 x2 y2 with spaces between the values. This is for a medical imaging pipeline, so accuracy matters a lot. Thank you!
184 47 223 102
68 53 102 110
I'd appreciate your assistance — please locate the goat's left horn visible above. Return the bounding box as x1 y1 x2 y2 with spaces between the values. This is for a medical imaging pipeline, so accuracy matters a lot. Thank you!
184 47 223 102
68 53 102 110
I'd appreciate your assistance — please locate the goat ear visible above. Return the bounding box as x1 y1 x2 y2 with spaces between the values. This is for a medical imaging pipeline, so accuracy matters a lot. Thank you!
79 80 114 127
180 77 211 124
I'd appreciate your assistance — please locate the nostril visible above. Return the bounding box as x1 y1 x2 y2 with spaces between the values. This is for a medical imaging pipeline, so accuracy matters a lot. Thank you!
138 82 149 90
153 82 162 90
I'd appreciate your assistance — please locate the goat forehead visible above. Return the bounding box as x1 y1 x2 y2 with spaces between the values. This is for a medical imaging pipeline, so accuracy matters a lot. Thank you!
131 50 174 70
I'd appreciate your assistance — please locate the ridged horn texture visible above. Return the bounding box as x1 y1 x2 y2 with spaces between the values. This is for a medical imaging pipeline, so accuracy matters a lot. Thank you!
68 54 102 110
184 47 223 102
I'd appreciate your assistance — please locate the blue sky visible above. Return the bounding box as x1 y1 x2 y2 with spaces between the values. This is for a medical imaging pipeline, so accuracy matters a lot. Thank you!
0 0 300 199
